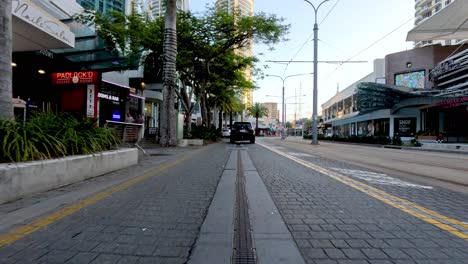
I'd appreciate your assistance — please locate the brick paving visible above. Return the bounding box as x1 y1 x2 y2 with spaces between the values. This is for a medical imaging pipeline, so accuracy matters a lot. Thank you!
0 143 229 264
249 141 468 264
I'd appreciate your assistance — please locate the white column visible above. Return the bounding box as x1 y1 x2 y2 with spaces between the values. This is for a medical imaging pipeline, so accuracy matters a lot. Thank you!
389 117 395 137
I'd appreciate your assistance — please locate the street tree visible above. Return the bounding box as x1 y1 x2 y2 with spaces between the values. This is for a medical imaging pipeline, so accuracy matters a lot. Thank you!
159 0 178 146
247 103 269 134
0 0 13 120
76 5 289 138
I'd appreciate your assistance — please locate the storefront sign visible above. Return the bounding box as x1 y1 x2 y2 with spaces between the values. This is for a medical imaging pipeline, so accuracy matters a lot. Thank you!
430 59 462 80
112 110 122 121
434 97 468 109
394 118 416 137
12 0 75 47
52 71 98 85
38 50 54 58
86 85 95 118
98 92 120 102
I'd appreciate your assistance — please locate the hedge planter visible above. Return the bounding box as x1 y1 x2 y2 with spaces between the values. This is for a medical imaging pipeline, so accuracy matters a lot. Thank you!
0 149 138 204
178 139 204 147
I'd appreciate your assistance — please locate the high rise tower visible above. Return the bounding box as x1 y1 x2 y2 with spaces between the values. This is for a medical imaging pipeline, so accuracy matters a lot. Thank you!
147 0 190 18
76 0 128 14
215 0 254 109
414 0 463 47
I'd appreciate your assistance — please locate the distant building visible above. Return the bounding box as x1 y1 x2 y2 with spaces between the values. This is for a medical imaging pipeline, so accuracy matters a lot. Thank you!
215 0 254 109
261 102 279 125
413 0 464 47
76 0 128 14
146 0 190 18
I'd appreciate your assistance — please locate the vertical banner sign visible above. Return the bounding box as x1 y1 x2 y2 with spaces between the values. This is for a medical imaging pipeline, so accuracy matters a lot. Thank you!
87 85 95 118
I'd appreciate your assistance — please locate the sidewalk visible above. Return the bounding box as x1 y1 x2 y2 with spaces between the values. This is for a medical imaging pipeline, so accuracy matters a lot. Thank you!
283 136 468 154
0 143 226 264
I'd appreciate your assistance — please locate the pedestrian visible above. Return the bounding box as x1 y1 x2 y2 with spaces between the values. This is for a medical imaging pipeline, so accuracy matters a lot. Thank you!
125 112 135 123
136 114 144 124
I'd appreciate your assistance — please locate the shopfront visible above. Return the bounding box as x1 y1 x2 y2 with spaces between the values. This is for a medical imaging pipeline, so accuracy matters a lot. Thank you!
98 81 130 125
421 97 468 143
51 71 99 119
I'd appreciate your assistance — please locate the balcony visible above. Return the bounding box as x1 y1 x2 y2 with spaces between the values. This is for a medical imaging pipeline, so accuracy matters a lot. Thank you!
415 0 432 8
416 1 441 17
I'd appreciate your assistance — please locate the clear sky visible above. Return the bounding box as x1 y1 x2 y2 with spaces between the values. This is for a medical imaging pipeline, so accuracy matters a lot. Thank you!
190 0 415 121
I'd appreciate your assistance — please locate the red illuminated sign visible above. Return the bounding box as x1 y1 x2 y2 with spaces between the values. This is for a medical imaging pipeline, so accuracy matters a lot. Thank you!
434 97 468 109
52 71 99 85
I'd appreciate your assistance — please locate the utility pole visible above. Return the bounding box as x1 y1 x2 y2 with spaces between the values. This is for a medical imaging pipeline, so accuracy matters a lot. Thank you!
304 0 331 145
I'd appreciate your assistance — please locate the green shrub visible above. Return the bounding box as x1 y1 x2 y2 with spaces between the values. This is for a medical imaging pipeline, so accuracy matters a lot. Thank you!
392 136 402 146
410 138 422 147
189 126 221 141
0 113 120 163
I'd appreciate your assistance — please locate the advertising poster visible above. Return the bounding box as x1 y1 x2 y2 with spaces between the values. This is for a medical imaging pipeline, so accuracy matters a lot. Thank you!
394 118 416 137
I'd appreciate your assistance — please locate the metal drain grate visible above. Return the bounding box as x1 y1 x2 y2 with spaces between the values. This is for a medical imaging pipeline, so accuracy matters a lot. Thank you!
232 150 256 264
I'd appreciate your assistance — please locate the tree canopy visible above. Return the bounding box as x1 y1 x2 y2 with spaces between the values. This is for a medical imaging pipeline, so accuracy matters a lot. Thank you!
76 4 289 129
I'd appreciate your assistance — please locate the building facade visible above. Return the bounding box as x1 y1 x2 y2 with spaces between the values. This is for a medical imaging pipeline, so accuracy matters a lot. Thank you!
321 45 467 142
414 0 463 47
215 0 254 108
146 0 190 18
261 102 279 125
76 0 127 14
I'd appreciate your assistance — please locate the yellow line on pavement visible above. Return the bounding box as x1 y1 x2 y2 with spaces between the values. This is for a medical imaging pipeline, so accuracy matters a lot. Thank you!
0 156 188 247
258 142 468 240
274 140 468 230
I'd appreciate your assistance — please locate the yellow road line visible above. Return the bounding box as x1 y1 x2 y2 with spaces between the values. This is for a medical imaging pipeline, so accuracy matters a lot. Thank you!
0 156 188 247
258 142 468 240
274 140 468 230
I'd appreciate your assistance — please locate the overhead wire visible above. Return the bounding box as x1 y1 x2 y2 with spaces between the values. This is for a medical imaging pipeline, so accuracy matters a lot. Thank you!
282 33 314 74
326 16 415 79
282 0 341 74
319 0 341 25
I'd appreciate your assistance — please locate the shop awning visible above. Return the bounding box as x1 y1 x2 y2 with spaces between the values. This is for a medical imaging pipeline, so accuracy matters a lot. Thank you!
407 0 468 41
12 0 75 51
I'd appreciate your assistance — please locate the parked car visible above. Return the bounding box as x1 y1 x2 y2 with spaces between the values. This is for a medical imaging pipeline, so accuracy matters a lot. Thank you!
230 122 255 144
222 128 231 137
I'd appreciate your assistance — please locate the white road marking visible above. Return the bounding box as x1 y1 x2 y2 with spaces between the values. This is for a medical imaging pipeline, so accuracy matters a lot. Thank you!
330 168 433 189
287 152 315 157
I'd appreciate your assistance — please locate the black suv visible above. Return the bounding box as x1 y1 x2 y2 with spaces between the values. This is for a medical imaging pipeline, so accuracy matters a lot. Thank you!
230 122 255 144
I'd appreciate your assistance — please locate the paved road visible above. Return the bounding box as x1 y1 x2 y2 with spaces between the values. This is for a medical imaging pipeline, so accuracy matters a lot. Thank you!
252 138 468 264
0 139 467 264
0 144 229 264
281 137 468 190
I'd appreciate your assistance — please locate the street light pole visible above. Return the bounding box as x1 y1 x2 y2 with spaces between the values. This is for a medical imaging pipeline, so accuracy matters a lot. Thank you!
283 95 306 129
266 73 313 133
304 0 330 145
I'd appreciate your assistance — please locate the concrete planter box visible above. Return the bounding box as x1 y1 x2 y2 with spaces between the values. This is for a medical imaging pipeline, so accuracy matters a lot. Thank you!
178 139 204 147
0 149 138 204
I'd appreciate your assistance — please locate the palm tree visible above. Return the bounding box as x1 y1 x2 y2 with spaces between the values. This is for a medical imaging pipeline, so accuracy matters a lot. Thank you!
159 0 177 146
0 0 13 120
247 103 268 135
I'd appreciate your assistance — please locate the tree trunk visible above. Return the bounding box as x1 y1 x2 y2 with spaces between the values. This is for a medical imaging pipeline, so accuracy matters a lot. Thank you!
229 112 233 128
184 110 192 136
159 0 177 147
200 93 208 127
213 103 217 129
256 115 259 135
0 0 13 120
218 111 222 130
224 113 228 128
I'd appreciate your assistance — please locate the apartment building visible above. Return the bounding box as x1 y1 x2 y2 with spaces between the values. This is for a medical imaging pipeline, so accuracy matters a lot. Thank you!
414 0 464 47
